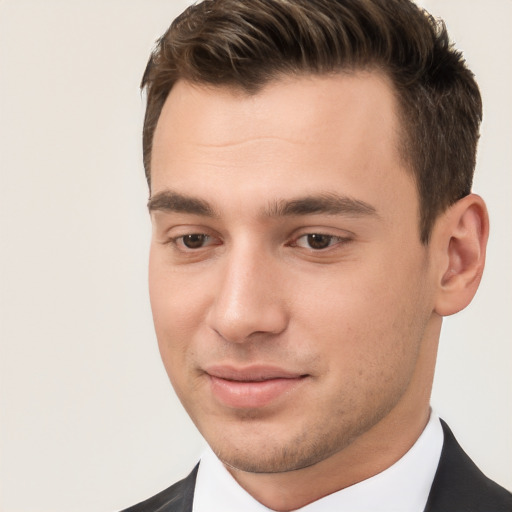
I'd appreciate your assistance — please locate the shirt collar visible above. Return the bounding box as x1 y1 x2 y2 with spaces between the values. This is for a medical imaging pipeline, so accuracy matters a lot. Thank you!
193 411 443 512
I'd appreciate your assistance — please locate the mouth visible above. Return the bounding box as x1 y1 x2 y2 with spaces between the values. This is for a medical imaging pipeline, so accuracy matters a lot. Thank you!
204 365 309 409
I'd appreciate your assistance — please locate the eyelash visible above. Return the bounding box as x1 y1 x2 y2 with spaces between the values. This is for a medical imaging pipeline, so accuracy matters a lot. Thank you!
167 233 219 251
290 233 350 251
166 232 351 252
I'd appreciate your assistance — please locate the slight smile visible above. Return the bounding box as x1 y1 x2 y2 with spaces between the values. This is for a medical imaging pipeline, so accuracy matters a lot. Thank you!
205 365 309 409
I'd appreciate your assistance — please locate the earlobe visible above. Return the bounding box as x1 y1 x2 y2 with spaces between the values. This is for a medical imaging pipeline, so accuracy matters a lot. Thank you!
433 194 489 317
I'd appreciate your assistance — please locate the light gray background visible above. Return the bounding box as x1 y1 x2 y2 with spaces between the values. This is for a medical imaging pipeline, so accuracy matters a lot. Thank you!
0 1 510 510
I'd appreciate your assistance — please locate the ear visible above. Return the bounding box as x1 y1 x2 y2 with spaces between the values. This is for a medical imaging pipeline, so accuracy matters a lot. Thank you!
433 194 489 317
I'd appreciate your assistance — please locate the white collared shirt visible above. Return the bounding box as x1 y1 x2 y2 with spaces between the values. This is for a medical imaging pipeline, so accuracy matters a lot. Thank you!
192 411 443 512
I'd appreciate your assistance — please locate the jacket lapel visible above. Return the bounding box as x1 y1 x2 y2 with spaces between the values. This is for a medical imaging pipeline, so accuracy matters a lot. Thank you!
121 464 198 512
424 420 512 511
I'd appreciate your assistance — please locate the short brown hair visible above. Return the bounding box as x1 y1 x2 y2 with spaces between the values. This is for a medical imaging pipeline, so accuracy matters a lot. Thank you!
141 0 482 243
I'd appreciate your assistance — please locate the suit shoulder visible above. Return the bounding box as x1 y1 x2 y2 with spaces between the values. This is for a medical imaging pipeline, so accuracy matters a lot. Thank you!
425 421 512 512
120 465 198 512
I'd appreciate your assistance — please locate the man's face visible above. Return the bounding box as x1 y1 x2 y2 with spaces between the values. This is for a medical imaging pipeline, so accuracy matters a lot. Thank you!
148 73 439 474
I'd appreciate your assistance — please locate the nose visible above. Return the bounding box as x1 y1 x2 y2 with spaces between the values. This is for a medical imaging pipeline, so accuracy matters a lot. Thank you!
206 245 289 344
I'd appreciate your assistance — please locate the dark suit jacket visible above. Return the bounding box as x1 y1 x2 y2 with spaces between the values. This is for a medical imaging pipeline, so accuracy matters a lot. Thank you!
122 421 512 511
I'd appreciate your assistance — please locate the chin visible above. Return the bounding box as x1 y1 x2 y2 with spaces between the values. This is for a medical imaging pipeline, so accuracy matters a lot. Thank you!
208 426 353 475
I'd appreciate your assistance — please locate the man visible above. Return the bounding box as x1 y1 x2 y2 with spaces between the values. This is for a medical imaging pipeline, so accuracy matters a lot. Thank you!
124 0 512 510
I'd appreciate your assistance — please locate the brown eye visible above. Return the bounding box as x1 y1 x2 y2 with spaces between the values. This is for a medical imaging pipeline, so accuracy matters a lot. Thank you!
292 233 350 251
305 234 334 250
181 234 208 249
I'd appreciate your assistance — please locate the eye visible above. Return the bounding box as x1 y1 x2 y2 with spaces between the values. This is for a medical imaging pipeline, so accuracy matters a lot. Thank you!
174 233 214 250
294 233 346 250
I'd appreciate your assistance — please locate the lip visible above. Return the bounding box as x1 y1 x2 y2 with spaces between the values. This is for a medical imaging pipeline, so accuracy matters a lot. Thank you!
205 365 308 409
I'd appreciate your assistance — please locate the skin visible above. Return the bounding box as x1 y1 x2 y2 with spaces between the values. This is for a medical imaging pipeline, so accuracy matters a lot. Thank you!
148 72 488 511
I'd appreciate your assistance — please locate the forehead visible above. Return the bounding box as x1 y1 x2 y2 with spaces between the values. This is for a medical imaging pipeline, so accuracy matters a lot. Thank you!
153 71 402 157
150 72 415 223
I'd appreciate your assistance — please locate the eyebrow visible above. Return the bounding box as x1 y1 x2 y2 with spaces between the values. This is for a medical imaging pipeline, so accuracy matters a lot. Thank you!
148 190 378 219
265 193 378 218
148 190 218 217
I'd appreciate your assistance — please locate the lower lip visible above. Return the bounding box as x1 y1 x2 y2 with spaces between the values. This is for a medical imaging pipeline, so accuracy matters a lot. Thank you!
209 375 306 409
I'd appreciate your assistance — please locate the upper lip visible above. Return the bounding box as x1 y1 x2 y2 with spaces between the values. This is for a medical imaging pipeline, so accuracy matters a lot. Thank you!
205 365 306 382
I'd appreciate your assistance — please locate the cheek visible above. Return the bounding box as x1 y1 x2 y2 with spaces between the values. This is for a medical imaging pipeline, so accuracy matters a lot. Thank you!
148 253 205 377
294 257 429 379
303 295 424 427
149 272 203 406
149 246 210 332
